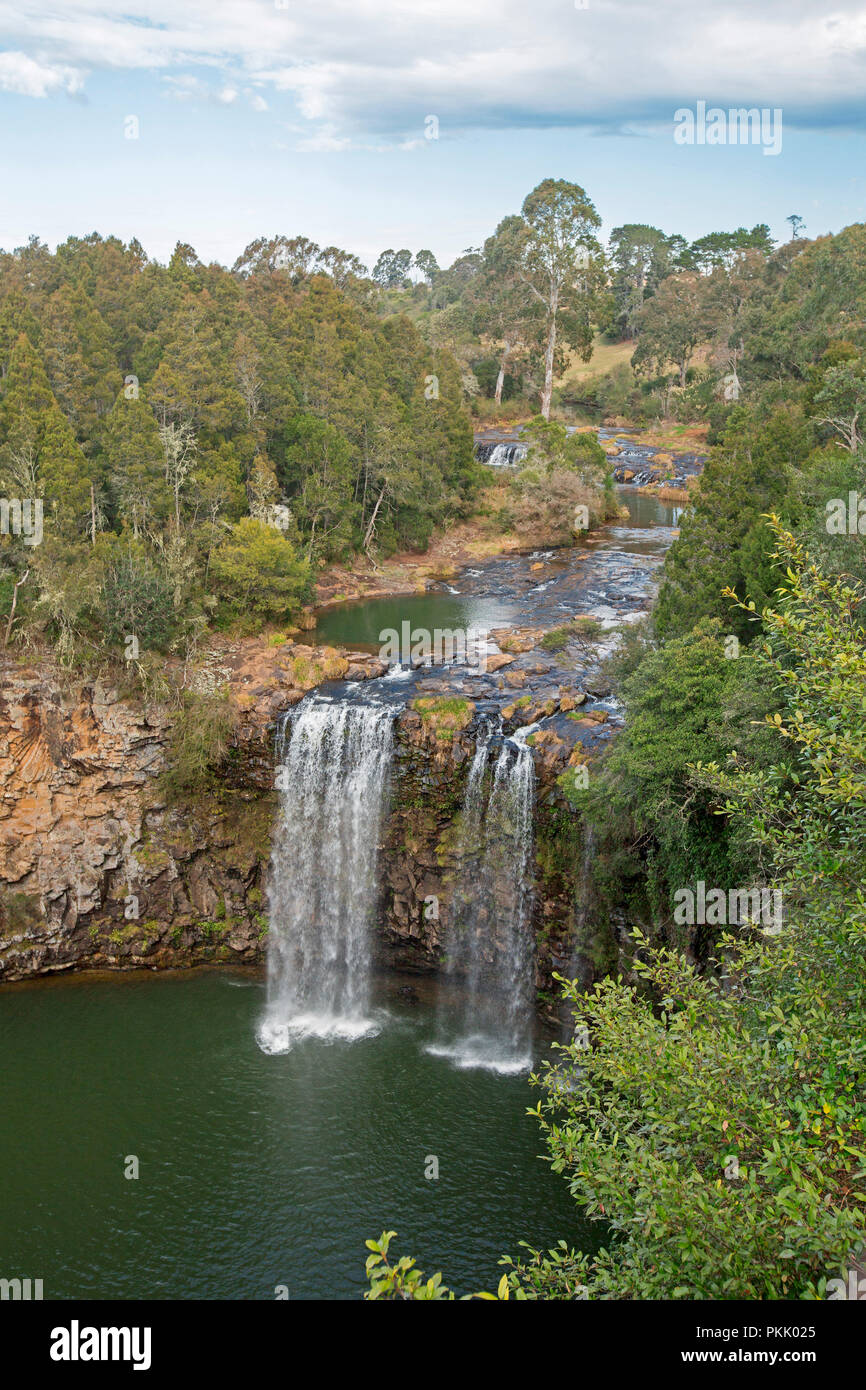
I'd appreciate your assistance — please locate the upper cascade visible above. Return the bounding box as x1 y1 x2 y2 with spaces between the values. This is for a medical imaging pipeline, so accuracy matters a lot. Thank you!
474 442 528 467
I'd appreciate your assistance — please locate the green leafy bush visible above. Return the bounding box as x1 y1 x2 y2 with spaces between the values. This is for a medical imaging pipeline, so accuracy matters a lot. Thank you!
162 687 238 798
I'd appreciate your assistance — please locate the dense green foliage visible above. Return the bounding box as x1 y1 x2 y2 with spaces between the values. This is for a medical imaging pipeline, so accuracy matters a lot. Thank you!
584 221 866 926
568 617 777 929
498 416 616 542
0 234 476 664
365 216 866 1304
519 529 866 1300
161 687 239 799
368 527 866 1300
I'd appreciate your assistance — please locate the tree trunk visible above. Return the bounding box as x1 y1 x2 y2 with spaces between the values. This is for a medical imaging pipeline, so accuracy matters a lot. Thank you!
4 569 29 648
363 486 386 553
540 295 558 420
495 337 515 406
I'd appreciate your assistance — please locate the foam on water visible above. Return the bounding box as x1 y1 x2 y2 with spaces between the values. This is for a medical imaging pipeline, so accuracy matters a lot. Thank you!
257 1010 383 1054
425 1037 532 1076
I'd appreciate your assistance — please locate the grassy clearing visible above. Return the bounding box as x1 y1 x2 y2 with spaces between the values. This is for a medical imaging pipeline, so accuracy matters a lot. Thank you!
558 335 634 389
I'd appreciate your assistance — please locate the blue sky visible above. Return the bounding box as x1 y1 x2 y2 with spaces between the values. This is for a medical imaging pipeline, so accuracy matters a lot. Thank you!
1 1 865 269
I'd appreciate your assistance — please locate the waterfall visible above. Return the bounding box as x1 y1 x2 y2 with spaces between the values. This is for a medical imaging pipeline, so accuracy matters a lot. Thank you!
475 442 528 467
257 697 395 1054
430 721 537 1073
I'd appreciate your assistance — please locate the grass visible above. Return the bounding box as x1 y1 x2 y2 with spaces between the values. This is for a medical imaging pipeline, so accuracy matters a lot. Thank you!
558 335 634 389
411 696 474 738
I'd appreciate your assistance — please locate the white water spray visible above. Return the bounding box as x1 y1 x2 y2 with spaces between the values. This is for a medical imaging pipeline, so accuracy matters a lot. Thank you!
430 720 536 1073
257 698 394 1054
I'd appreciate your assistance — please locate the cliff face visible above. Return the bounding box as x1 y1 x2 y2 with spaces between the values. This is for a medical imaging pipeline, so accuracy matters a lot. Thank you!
0 655 585 993
0 661 276 980
378 706 581 1002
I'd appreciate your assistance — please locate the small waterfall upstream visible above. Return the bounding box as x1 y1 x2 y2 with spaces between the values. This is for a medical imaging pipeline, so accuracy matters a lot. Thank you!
430 720 537 1073
475 441 528 467
257 697 395 1054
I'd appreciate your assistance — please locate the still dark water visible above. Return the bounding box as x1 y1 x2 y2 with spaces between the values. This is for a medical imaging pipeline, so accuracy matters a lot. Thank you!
0 971 589 1300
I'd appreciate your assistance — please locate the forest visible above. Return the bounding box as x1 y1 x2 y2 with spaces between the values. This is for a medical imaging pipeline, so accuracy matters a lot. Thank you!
1 179 864 1307
0 231 477 671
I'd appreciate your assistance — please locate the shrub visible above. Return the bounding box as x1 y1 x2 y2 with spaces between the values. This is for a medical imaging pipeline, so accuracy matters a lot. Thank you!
211 517 311 625
162 687 238 797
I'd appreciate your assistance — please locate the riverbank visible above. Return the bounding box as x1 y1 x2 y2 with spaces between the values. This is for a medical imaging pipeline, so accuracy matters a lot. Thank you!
312 474 615 610
313 424 701 610
0 491 678 987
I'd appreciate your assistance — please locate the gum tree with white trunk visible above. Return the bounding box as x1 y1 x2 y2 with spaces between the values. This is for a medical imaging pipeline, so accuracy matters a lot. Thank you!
517 180 602 419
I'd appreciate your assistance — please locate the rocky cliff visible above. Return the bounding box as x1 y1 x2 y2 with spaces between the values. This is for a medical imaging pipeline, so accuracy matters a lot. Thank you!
0 642 595 994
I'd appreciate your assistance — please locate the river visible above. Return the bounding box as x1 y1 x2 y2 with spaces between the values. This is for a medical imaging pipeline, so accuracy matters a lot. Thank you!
0 480 682 1300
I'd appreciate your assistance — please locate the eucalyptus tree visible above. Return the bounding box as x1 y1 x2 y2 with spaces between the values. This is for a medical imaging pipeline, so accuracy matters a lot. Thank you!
316 246 368 289
476 216 537 404
606 224 684 340
413 250 439 285
632 271 715 389
372 249 413 289
232 235 321 281
687 225 773 274
515 179 603 419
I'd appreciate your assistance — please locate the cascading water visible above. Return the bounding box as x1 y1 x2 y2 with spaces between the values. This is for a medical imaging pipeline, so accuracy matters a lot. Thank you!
257 696 395 1054
475 442 528 468
430 720 537 1073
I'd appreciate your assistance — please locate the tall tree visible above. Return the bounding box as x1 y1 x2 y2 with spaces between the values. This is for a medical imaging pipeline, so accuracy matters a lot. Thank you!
317 246 368 288
476 216 537 404
101 390 170 538
632 271 716 389
606 225 683 340
413 250 439 285
372 249 413 289
516 179 602 419
0 335 93 539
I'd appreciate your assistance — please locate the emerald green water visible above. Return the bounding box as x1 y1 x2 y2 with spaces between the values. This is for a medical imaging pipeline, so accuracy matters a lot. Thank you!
313 591 520 650
0 971 588 1300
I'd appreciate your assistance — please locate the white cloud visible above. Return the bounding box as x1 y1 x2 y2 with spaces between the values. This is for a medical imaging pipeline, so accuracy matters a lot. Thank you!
0 0 863 146
0 49 82 97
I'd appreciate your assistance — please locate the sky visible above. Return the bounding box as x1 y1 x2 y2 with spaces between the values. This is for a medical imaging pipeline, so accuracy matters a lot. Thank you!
0 0 865 269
